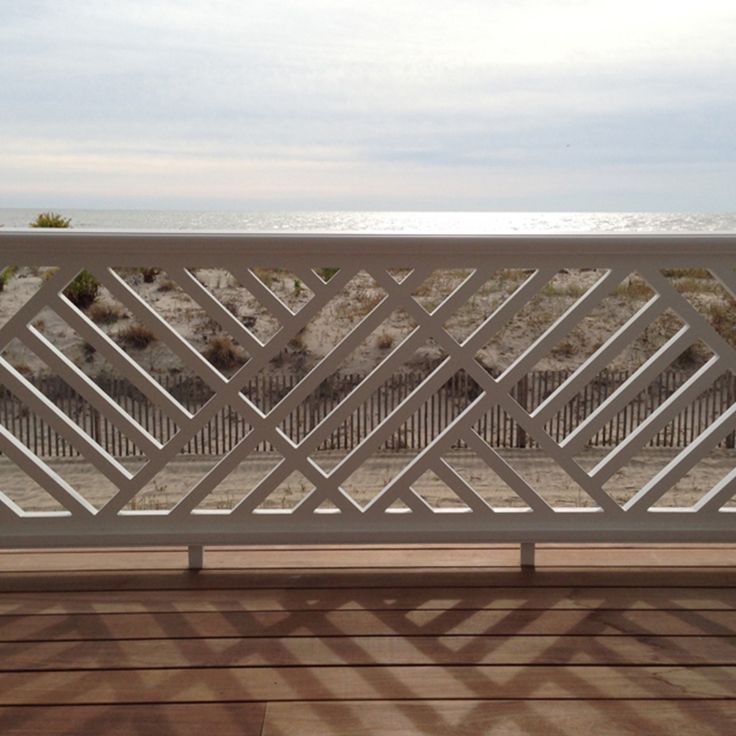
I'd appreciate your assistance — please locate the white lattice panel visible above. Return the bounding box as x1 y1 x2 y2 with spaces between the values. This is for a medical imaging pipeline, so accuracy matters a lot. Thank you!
0 231 734 547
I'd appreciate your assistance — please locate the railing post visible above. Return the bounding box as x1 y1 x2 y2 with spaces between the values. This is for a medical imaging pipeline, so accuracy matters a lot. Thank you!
520 542 536 570
188 545 204 571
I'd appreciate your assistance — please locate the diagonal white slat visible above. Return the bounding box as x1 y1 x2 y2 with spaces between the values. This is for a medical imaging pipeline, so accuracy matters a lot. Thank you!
463 431 555 514
180 432 359 519
291 266 492 456
259 266 431 424
0 355 133 488
561 326 694 453
171 267 266 353
270 268 495 515
294 266 334 295
225 450 361 518
182 402 343 519
375 266 623 405
175 268 434 516
229 456 294 514
710 266 736 300
497 269 627 387
532 295 667 423
112 262 545 515
590 357 725 485
363 386 508 516
694 466 736 513
52 295 192 426
430 457 497 514
169 428 270 516
110 386 333 519
97 266 240 393
323 268 556 474
402 487 441 518
624 400 736 513
19 325 162 458
0 491 25 519
289 480 364 518
0 265 80 350
232 264 354 326
94 267 363 517
96 267 311 470
96 396 253 517
465 362 622 514
297 269 560 514
0 423 96 516
370 266 622 513
642 269 736 372
226 266 296 323
457 268 558 348
218 264 358 392
80 270 284 515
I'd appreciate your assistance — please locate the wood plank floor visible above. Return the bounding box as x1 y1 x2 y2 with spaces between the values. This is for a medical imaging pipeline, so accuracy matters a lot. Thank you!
0 544 735 734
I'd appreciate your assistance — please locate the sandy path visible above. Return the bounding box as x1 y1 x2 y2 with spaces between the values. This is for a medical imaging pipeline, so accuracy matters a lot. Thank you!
1 448 733 513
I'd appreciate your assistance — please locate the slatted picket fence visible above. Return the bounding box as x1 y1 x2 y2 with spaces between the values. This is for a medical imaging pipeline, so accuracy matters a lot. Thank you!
1 370 734 457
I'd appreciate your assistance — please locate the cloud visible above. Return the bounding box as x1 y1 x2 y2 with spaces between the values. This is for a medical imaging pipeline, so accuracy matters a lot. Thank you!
1 0 735 209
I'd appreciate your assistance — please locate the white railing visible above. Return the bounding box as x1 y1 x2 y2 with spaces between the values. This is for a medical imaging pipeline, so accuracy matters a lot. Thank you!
0 231 734 556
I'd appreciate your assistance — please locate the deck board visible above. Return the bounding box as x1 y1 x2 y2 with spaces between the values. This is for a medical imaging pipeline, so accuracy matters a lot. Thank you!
0 545 734 733
0 704 266 736
2 609 735 640
2 586 734 615
3 635 735 669
261 700 736 736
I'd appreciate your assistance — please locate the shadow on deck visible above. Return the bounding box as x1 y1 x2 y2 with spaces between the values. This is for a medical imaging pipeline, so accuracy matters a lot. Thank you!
1 544 735 734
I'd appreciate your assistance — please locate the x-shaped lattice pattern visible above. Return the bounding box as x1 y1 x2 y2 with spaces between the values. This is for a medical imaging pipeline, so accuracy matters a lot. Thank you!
0 253 735 535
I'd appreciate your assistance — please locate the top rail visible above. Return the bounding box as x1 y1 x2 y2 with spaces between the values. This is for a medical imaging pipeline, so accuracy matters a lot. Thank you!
2 230 736 264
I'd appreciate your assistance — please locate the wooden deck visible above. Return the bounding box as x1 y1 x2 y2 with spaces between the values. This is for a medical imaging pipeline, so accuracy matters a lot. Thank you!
1 544 735 734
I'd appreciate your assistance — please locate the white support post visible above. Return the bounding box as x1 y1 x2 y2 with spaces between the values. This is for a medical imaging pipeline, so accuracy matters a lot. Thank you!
188 544 204 571
520 542 536 570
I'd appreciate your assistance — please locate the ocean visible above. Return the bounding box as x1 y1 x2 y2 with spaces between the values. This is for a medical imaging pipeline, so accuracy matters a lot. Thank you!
1 209 736 233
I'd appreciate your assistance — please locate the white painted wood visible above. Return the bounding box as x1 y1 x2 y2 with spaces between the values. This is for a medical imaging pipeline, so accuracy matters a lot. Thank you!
520 542 536 569
591 358 724 485
187 544 203 570
532 295 666 423
561 326 694 452
0 231 734 549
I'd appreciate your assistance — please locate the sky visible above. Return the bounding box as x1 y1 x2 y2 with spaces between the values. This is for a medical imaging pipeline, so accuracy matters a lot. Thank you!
1 0 735 211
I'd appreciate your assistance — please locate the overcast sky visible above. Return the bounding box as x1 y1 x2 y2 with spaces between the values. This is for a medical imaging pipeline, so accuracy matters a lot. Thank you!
1 0 735 211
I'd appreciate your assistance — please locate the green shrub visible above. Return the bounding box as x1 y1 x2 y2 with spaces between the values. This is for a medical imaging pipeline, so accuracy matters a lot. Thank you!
708 298 736 346
203 335 247 371
30 212 72 228
157 278 177 292
661 268 713 279
376 332 394 350
317 266 340 282
118 322 157 349
88 302 125 324
29 213 101 310
0 266 17 292
139 267 161 283
64 270 99 309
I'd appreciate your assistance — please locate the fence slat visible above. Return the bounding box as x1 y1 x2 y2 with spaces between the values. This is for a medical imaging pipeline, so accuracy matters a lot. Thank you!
1 367 733 459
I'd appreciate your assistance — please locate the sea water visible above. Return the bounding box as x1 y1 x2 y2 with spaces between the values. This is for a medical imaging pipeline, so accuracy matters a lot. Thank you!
1 209 735 233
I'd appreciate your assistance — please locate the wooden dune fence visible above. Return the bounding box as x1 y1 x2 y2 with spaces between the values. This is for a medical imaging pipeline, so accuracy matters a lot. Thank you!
1 370 734 458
